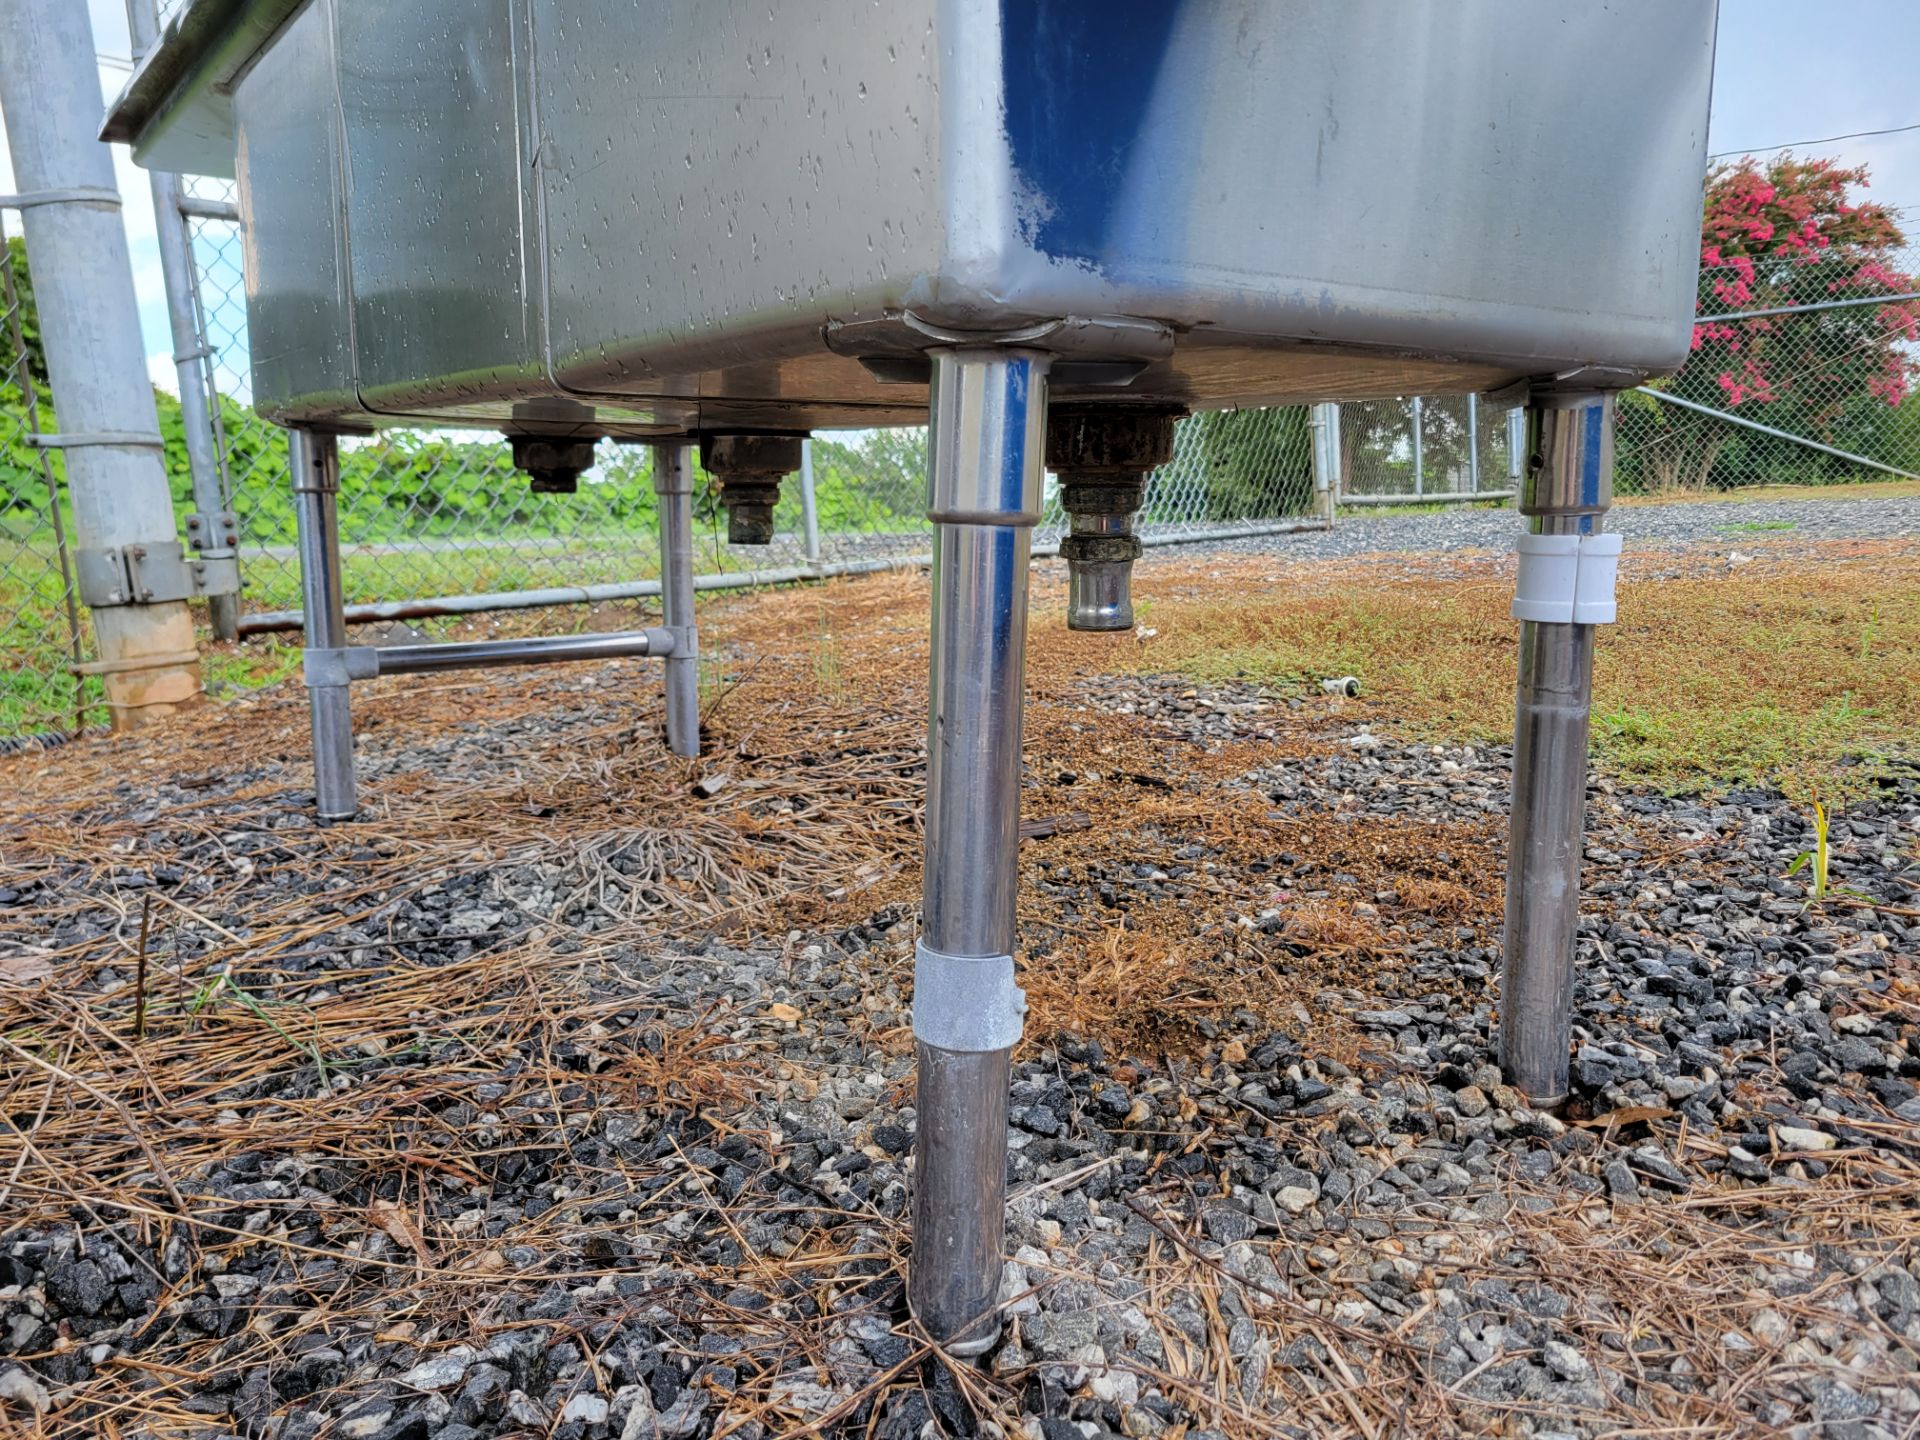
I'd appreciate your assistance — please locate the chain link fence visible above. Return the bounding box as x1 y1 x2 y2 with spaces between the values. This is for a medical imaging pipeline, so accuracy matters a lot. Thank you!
1332 394 1523 503
1617 233 1920 493
1 223 102 742
6 162 1915 737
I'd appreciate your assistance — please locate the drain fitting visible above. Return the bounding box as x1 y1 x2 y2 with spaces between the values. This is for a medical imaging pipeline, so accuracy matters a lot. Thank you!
699 434 804 544
1044 404 1182 630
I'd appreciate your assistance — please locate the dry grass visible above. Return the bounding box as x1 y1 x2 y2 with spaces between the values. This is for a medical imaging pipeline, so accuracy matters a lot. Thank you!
1 542 1915 1436
1094 1151 1920 1439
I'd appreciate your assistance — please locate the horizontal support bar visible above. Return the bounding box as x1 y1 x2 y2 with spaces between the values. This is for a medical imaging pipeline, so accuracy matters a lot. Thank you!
1339 489 1516 507
176 196 241 222
235 518 1333 636
370 628 674 676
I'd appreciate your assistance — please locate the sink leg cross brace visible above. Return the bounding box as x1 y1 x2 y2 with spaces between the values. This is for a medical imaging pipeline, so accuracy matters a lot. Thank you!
289 429 701 822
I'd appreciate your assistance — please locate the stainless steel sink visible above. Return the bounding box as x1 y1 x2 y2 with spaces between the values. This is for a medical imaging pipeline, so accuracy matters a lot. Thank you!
109 0 1716 434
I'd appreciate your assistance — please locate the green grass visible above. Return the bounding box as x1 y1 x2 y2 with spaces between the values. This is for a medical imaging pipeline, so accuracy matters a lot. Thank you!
1725 519 1797 532
201 639 302 697
1 540 104 735
1336 498 1513 518
1127 558 1920 797
1590 693 1894 795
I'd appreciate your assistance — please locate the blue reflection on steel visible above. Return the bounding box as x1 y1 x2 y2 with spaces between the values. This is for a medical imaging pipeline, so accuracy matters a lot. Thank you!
999 0 1182 263
1578 401 1606 534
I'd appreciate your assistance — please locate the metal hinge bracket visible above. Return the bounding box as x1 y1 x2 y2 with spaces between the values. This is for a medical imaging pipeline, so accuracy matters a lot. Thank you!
75 542 240 607
185 510 240 555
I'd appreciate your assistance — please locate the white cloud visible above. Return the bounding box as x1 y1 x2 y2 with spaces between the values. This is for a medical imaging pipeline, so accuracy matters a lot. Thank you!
148 351 178 396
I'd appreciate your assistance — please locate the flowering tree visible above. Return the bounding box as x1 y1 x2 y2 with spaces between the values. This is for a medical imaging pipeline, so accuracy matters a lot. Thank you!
1628 156 1920 490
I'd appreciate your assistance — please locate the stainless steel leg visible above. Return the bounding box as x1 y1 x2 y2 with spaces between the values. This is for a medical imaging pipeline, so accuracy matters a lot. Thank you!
910 347 1049 1353
799 439 822 567
290 429 357 821
1500 392 1615 1105
913 1046 1012 1346
653 442 700 757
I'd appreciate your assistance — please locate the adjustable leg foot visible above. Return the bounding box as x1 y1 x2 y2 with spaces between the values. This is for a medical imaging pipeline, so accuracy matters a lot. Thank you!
1500 392 1618 1106
909 347 1049 1352
290 429 357 821
654 442 700 758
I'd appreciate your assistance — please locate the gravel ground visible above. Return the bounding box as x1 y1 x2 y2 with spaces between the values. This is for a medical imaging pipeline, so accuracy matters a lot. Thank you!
1183 492 1920 564
2 539 1918 1439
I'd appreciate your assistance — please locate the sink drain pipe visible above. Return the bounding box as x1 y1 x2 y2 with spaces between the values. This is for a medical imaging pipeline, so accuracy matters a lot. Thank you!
1045 404 1183 631
1500 390 1621 1106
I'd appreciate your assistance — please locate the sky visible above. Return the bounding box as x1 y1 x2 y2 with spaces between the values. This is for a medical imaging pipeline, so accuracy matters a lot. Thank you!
4 0 1919 399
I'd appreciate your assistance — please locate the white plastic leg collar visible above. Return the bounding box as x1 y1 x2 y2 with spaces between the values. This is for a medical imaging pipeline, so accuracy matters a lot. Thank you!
1512 533 1621 625
912 941 1027 1053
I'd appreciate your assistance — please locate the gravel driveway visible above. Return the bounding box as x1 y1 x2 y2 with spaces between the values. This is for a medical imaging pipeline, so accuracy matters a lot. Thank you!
1185 492 1920 564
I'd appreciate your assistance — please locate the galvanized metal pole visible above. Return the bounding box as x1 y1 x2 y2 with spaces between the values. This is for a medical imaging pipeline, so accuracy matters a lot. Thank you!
290 430 357 819
911 347 1048 1354
653 442 700 757
1310 401 1341 523
798 438 822 567
126 0 237 641
1507 407 1527 481
1500 391 1614 1105
1410 395 1424 496
0 0 202 726
1467 393 1480 494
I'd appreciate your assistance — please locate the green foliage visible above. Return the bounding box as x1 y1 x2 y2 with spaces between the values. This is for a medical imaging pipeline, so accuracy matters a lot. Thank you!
1177 408 1314 520
804 429 925 531
1621 155 1919 492
1783 798 1830 900
4 238 44 385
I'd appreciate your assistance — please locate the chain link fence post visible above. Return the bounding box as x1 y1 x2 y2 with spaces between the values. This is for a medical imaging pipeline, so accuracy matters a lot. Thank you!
1 0 203 728
130 0 240 642
1467 393 1480 494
